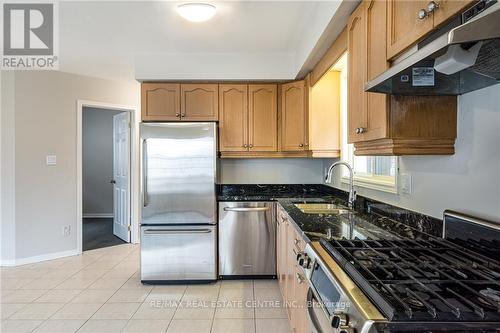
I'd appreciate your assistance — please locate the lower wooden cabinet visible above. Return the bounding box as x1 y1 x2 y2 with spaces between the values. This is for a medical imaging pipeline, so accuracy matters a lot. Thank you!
276 206 308 333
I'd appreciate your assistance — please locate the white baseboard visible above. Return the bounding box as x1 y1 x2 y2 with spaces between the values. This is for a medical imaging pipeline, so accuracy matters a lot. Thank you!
83 213 113 218
0 249 80 267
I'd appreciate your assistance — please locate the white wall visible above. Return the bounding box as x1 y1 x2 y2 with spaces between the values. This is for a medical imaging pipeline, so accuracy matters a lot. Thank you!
325 84 500 222
82 107 122 217
0 71 139 265
219 158 324 184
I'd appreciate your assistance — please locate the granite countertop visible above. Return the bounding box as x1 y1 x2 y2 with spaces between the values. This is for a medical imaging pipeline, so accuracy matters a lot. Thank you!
277 198 434 243
217 184 442 242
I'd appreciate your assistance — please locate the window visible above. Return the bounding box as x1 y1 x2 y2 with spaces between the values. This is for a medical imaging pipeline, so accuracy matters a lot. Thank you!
333 53 398 193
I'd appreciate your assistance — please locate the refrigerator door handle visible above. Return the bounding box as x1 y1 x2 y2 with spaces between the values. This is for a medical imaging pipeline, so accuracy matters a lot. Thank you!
223 207 270 212
142 139 148 207
143 228 212 235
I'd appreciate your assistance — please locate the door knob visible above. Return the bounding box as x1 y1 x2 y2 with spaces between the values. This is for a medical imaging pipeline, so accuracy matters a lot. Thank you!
110 179 116 184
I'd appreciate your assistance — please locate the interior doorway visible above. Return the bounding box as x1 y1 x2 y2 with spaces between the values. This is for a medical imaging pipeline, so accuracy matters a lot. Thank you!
78 102 136 252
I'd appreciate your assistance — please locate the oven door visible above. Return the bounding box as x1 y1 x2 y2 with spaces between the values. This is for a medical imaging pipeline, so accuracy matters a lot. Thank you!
307 288 336 333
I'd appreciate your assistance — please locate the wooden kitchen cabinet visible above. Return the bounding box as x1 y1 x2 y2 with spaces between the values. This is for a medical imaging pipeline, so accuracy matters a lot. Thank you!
248 84 278 151
276 207 308 333
281 81 308 151
219 84 278 154
347 2 368 143
180 84 218 121
387 0 474 59
141 83 181 121
218 84 248 152
141 83 218 121
347 0 457 155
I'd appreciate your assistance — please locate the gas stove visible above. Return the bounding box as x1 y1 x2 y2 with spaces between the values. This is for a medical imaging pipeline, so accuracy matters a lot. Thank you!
300 211 500 333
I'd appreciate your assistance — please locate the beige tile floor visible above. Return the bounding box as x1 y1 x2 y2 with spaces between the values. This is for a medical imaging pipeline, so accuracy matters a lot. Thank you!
0 244 291 333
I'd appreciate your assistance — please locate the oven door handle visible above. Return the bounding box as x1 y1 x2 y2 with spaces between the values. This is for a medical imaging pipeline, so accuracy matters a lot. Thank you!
307 288 324 333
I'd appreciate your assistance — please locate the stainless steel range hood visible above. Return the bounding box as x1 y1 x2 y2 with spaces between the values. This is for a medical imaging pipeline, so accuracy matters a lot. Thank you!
366 0 500 95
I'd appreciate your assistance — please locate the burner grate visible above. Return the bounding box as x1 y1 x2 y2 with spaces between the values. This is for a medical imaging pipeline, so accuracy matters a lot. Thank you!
321 238 500 322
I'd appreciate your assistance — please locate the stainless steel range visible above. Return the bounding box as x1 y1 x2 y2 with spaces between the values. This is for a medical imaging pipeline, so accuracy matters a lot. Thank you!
298 211 500 332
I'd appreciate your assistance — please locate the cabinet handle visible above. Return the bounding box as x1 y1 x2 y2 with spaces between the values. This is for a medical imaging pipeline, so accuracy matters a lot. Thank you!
249 144 253 148
294 238 300 246
296 272 305 284
299 143 304 147
418 8 428 19
175 113 180 117
243 144 248 148
181 113 185 117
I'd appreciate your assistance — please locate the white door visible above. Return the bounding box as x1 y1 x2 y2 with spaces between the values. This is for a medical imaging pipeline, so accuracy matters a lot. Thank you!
113 112 130 242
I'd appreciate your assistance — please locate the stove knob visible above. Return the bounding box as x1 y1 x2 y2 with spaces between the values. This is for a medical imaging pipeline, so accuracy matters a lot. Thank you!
331 313 348 329
301 256 311 269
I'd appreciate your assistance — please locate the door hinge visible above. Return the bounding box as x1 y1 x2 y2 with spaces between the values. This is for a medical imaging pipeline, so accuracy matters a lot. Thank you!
128 122 131 128
128 225 131 231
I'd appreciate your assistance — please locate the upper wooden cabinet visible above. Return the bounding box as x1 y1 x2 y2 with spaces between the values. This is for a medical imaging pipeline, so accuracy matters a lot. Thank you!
141 83 218 121
387 0 474 59
141 83 181 121
218 84 248 152
348 0 457 155
347 3 368 143
180 84 218 121
281 81 308 151
218 84 278 153
248 84 278 152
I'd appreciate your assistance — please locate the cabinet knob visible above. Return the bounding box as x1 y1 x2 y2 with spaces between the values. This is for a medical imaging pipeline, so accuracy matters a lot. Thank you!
175 113 180 117
243 144 248 148
355 127 366 134
181 113 185 117
418 8 428 19
427 1 439 13
249 144 253 148
299 143 304 147
295 272 305 284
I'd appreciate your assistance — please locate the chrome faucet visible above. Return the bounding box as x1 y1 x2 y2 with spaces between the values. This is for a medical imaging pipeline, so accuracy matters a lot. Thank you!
325 161 357 209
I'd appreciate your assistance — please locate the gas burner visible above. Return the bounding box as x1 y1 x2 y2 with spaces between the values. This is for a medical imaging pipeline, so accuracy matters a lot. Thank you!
478 288 500 308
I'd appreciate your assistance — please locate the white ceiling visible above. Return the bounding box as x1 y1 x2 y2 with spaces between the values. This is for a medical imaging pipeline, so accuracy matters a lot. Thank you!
58 1 346 82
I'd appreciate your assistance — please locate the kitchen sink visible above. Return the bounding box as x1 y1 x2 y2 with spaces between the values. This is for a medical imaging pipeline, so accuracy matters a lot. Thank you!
294 203 352 215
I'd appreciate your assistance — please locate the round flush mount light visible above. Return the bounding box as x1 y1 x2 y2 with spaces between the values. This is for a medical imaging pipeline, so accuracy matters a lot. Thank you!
177 3 216 22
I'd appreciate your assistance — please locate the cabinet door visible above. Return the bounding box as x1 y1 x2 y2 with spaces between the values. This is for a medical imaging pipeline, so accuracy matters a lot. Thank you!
433 0 473 27
365 0 389 141
180 84 219 121
218 84 248 152
281 81 307 151
277 211 288 296
141 83 180 121
248 84 278 151
387 0 434 59
347 3 368 143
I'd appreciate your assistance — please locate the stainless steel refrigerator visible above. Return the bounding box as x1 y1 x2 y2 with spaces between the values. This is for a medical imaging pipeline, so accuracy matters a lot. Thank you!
140 122 217 283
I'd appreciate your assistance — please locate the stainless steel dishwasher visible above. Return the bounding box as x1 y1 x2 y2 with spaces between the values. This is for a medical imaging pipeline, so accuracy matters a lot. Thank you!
218 202 276 278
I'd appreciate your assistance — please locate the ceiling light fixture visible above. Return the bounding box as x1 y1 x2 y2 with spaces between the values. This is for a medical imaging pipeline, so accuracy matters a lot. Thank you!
177 3 216 22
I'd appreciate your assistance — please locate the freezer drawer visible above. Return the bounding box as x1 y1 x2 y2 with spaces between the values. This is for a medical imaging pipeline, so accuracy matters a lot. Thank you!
219 202 276 276
140 225 217 282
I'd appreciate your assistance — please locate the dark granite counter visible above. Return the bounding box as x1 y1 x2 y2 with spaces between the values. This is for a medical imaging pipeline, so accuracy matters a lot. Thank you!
217 184 443 240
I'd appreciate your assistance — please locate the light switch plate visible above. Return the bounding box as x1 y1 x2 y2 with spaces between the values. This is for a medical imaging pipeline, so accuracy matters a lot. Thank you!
400 173 412 194
46 155 57 165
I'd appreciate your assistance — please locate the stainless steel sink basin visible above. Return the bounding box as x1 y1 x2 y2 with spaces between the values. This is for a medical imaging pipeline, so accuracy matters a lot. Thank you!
294 203 352 215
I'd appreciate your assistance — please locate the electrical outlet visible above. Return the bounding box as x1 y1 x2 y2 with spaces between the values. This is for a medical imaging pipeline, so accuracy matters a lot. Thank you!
400 173 412 194
62 225 71 237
